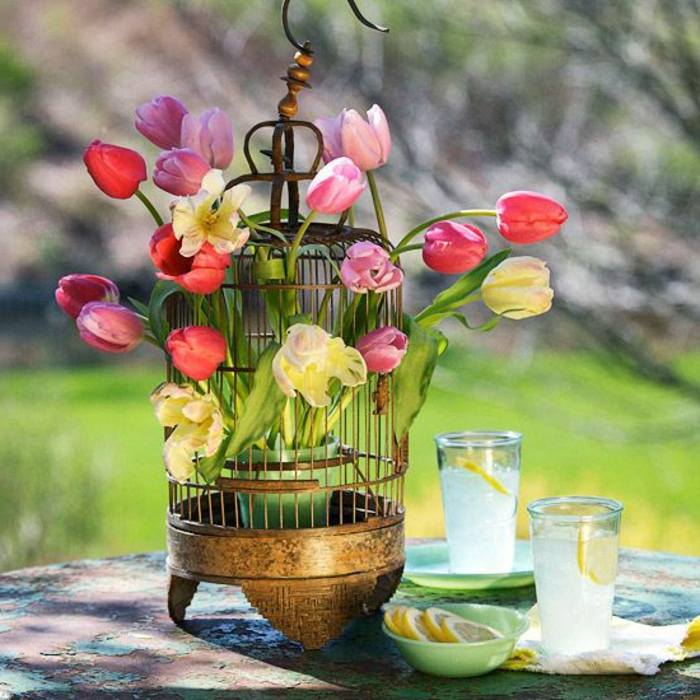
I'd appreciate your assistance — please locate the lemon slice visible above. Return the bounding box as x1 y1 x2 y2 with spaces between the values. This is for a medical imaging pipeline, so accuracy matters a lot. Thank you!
454 457 511 496
440 616 503 643
401 607 440 641
578 529 618 585
422 607 466 642
383 605 408 636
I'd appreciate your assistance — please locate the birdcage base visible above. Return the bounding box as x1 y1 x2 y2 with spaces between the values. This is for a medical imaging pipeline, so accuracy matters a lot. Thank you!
165 505 404 649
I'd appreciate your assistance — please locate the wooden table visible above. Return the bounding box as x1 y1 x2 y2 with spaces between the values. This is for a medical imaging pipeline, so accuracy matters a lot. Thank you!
1 542 699 698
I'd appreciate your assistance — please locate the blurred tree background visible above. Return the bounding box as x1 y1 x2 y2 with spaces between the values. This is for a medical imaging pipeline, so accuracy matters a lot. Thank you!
2 0 700 570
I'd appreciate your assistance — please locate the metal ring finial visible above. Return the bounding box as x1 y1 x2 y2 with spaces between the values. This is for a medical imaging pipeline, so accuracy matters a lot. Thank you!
281 0 389 53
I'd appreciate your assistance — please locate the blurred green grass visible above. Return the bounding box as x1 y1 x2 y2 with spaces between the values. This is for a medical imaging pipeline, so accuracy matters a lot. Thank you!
2 349 699 571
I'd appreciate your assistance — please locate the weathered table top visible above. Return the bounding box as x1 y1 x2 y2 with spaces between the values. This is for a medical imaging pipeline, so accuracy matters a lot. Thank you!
1 543 699 699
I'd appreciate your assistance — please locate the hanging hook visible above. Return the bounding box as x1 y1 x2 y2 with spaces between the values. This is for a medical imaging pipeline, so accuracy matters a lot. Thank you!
281 0 389 53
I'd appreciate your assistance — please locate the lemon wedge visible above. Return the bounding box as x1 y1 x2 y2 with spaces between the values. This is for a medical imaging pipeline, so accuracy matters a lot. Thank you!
454 457 511 496
577 529 618 585
440 616 503 643
383 605 408 636
422 607 466 642
401 607 440 641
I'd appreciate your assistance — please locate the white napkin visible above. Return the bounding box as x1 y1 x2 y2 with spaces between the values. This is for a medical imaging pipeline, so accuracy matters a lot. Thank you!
502 606 700 675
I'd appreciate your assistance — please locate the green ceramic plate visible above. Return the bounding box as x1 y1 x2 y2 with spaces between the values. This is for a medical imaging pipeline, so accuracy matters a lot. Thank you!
403 540 534 590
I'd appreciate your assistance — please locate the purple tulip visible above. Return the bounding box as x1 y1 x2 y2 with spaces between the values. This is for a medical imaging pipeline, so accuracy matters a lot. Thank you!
76 302 144 354
55 274 120 319
340 242 403 294
135 95 188 150
153 148 211 196
356 326 408 374
180 108 234 169
306 157 366 215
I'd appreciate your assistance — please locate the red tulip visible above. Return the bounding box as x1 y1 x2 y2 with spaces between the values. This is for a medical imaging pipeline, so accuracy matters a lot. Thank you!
422 221 489 274
496 191 568 244
76 302 144 353
166 326 226 381
83 140 147 199
356 326 408 374
149 224 230 294
55 274 120 319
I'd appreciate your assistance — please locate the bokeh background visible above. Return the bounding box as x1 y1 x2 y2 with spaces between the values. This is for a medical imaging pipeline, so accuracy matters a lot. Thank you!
2 0 700 571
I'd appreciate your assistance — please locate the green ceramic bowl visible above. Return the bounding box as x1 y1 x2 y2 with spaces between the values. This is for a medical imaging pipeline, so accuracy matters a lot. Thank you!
382 603 529 678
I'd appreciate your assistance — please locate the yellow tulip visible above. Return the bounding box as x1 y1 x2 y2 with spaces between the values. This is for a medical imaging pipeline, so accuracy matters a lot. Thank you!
481 256 553 320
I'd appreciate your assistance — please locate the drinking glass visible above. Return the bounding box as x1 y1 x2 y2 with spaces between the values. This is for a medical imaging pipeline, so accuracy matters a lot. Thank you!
435 431 522 574
528 496 623 654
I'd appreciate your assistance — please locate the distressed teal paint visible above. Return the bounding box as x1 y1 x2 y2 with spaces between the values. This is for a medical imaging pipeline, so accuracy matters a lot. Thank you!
0 545 698 698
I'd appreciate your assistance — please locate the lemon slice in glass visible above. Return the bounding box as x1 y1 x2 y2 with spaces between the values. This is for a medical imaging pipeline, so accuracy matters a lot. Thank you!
440 616 503 643
577 529 618 585
401 607 440 641
454 457 511 496
383 605 408 636
422 607 466 642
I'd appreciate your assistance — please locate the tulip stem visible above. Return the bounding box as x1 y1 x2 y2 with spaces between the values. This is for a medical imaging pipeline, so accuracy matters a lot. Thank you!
135 189 164 226
286 210 317 284
395 209 497 252
389 243 423 261
367 171 388 243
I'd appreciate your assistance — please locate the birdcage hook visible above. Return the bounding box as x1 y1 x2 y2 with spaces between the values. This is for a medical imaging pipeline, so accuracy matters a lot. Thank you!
281 0 389 53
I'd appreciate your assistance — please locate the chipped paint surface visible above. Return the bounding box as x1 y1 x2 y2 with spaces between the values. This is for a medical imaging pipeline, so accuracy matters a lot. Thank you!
0 545 699 698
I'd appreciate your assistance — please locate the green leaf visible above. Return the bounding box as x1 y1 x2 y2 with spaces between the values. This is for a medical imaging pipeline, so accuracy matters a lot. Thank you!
393 314 440 442
127 297 149 316
253 258 286 282
415 249 511 322
417 310 502 332
425 326 449 356
197 433 233 484
226 343 286 458
148 280 182 347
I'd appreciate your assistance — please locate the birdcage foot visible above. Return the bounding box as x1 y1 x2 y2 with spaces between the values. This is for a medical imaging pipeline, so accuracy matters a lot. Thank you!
362 565 404 616
167 574 199 624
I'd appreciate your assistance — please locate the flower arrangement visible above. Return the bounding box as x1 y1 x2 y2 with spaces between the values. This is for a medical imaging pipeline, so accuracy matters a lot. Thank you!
57 95 567 485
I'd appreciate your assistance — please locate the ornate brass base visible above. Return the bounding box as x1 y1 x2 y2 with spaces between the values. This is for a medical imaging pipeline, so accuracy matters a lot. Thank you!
165 508 404 649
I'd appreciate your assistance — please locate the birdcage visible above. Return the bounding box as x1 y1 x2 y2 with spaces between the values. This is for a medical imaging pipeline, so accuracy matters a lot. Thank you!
164 3 406 650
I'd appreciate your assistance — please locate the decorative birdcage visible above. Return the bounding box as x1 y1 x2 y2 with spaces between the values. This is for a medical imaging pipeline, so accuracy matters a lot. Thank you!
165 2 406 650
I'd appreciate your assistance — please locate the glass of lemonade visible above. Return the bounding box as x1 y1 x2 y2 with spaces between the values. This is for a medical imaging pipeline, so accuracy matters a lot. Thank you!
435 431 521 574
528 496 623 654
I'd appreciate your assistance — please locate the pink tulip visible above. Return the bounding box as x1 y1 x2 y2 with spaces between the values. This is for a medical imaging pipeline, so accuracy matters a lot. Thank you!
166 326 226 381
153 148 211 196
135 95 188 150
76 302 144 354
55 274 120 319
83 141 147 199
340 242 403 294
314 105 391 171
496 191 568 244
356 326 408 374
306 157 366 215
422 221 489 274
180 108 234 169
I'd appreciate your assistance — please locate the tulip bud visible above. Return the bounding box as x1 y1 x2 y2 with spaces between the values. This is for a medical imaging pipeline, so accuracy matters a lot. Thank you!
306 157 366 215
135 94 188 150
356 326 408 374
76 302 144 353
153 148 211 196
180 108 234 169
340 242 403 294
150 224 230 294
55 274 120 319
496 191 568 244
83 141 147 199
166 326 226 381
481 256 554 320
422 221 489 274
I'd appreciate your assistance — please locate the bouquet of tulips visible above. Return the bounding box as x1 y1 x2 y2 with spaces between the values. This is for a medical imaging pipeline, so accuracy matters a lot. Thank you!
56 95 567 483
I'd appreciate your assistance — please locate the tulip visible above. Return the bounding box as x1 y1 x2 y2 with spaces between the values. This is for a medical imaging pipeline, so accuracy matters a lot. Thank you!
496 191 568 244
314 104 391 171
166 326 226 381
181 108 234 169
306 157 366 215
340 241 403 294
149 224 230 294
76 302 144 353
153 148 211 196
481 256 554 320
135 94 188 150
55 274 120 319
422 221 489 274
356 326 409 374
83 141 147 199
